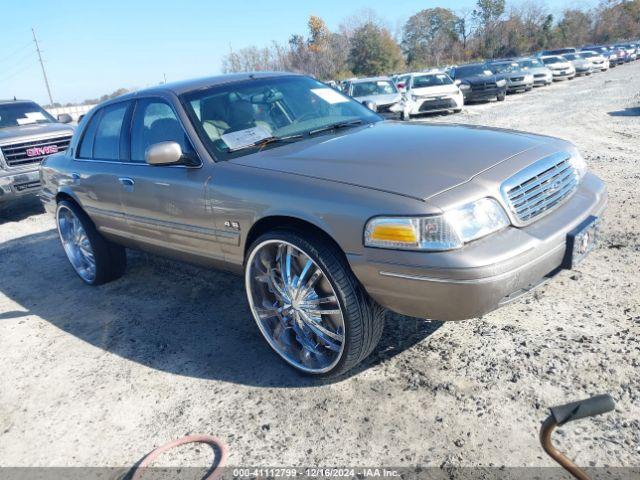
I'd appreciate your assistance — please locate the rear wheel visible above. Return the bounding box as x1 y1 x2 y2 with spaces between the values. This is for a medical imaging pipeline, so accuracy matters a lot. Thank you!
245 229 384 376
56 200 126 285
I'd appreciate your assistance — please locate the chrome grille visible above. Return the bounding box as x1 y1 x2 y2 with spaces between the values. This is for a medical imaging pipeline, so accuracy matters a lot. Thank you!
504 154 579 224
0 135 72 169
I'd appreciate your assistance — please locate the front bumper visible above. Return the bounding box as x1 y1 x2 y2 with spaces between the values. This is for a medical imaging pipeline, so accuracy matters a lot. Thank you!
551 69 575 80
0 168 41 203
507 79 533 92
533 74 553 86
349 173 607 320
462 86 506 102
408 93 463 114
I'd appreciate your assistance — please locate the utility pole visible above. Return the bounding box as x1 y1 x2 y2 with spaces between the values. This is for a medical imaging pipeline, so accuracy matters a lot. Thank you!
32 27 54 105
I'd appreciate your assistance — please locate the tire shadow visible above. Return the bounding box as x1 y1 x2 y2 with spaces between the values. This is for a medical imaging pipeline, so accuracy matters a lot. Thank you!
0 230 442 387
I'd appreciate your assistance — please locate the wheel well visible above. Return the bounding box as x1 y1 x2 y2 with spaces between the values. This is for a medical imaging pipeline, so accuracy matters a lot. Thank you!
244 216 345 261
56 192 77 205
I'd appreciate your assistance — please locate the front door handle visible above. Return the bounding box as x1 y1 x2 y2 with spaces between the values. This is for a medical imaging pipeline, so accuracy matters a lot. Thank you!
118 177 135 186
71 172 80 183
118 177 135 192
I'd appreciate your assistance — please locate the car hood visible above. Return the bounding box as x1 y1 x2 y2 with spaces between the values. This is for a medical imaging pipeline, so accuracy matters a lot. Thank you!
352 93 402 106
547 62 572 70
460 74 502 84
524 66 551 74
411 84 459 97
231 122 561 201
505 69 531 78
0 123 74 143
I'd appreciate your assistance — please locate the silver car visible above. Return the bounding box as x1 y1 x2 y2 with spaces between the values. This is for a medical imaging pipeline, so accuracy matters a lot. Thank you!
488 61 534 93
39 73 606 376
344 77 404 117
516 57 553 86
562 53 593 76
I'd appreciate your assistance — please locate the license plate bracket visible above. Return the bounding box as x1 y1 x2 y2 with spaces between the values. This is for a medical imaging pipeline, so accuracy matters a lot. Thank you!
563 215 600 269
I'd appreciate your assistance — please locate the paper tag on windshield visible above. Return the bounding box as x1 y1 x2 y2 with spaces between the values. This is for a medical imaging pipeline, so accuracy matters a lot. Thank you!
25 112 46 121
221 126 271 150
311 88 348 104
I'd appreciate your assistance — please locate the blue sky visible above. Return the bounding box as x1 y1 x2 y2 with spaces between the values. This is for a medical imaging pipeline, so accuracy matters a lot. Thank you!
1 0 595 105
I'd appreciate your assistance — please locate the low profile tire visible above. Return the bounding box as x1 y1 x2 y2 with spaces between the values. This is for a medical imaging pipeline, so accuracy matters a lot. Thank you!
56 200 126 285
497 92 506 102
244 229 385 377
453 108 462 113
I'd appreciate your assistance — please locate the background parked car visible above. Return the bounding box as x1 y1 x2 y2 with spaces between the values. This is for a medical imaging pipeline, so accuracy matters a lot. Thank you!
582 45 618 67
614 43 636 61
516 57 553 86
540 55 576 80
487 61 534 93
448 63 507 103
561 53 593 76
540 47 576 56
0 99 74 206
579 50 610 71
344 77 404 117
394 71 463 119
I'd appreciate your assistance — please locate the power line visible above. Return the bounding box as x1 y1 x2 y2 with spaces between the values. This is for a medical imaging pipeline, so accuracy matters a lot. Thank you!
0 63 36 84
0 41 32 64
32 27 54 105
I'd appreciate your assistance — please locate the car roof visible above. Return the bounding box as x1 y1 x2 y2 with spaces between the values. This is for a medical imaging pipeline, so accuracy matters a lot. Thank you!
455 62 487 68
104 72 306 104
0 99 35 105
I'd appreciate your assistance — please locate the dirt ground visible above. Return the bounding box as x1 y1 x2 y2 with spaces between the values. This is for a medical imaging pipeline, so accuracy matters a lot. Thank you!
1 62 639 472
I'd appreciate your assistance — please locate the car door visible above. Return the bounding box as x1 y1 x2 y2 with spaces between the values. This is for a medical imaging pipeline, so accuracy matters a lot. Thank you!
72 101 132 240
119 97 223 262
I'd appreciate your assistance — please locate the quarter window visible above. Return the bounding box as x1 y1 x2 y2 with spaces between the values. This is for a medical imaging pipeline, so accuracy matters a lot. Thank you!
92 103 128 160
130 99 194 163
78 110 101 159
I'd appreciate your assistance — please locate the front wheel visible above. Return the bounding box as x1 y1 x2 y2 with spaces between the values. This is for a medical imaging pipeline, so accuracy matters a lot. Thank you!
497 92 506 101
56 200 126 285
244 229 384 376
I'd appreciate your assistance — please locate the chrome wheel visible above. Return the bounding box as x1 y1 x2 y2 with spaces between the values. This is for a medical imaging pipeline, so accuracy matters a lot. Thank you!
245 239 346 374
56 205 96 283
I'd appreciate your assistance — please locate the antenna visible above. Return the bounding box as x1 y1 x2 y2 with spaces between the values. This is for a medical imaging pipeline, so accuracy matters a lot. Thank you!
32 27 54 105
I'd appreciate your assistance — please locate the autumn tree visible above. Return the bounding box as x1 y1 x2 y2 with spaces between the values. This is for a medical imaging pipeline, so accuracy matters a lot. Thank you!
401 8 460 67
348 22 404 76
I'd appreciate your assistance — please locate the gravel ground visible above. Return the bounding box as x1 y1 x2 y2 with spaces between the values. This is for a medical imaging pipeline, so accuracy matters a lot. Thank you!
0 62 639 472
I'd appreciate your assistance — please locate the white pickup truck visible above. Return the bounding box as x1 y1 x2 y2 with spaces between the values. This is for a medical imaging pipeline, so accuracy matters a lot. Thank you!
0 99 74 205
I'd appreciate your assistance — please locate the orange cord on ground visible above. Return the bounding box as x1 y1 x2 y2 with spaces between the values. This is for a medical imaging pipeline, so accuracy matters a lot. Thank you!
131 434 229 480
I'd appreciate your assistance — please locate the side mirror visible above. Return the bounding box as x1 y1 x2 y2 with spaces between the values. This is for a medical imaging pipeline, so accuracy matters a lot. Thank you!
362 100 377 112
145 142 198 167
454 79 462 86
57 113 73 124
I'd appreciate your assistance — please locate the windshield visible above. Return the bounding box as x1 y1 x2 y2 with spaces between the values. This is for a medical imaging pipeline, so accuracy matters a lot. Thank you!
351 80 397 97
580 51 597 58
182 75 381 160
563 54 582 60
518 59 541 68
489 63 518 73
453 65 493 78
412 73 453 88
542 57 564 65
0 102 56 129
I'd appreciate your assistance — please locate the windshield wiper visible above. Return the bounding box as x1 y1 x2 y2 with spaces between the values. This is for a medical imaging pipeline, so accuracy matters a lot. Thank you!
308 119 364 136
227 134 304 152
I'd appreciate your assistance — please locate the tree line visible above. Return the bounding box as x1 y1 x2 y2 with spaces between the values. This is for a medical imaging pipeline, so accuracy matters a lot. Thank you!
222 0 640 79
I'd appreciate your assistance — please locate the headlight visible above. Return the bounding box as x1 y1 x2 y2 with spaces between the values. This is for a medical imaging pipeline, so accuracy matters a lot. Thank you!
458 82 471 90
570 152 588 179
496 79 507 87
364 198 509 251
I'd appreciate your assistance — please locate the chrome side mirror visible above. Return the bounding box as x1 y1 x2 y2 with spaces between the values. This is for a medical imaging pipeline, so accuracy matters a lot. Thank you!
363 100 377 112
145 142 198 166
57 113 73 124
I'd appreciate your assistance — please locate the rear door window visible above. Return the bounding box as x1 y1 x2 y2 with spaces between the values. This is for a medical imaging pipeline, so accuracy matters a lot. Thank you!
92 103 129 160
